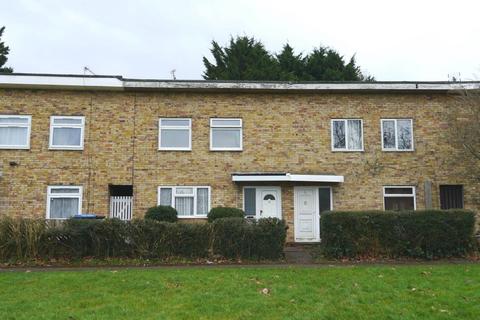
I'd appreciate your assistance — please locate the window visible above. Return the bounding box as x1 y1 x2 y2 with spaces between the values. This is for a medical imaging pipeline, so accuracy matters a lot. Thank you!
49 116 85 150
383 186 416 210
318 187 332 213
210 118 242 151
0 115 31 149
46 186 83 219
158 186 210 217
440 185 464 209
381 119 414 151
331 119 363 151
159 118 191 150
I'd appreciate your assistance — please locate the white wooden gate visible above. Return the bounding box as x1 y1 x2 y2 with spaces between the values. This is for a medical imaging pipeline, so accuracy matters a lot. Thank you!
110 196 133 220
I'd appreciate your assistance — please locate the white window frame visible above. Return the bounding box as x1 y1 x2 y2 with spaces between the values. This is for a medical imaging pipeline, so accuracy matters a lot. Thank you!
383 186 416 210
380 119 414 151
210 118 243 151
49 116 85 150
158 118 192 151
46 185 83 220
0 115 32 149
331 119 364 152
157 186 211 218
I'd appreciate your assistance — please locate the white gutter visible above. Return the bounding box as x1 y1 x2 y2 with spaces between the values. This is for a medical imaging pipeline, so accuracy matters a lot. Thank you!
232 173 344 183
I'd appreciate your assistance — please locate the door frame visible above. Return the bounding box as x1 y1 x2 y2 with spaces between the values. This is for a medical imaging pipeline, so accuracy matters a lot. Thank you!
294 186 321 242
242 186 282 219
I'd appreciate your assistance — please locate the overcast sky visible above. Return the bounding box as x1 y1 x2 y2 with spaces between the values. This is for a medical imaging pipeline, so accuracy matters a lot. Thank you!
2 0 480 81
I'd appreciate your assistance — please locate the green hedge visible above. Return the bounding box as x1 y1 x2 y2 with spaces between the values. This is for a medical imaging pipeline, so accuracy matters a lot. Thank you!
144 205 178 222
207 207 245 222
321 210 477 259
211 217 287 259
0 216 286 262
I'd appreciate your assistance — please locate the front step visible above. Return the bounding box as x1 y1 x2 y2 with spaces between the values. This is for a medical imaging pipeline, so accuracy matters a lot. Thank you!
284 244 316 264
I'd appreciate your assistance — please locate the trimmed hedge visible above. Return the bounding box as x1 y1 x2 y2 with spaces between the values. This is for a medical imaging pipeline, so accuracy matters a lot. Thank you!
211 217 287 259
207 207 245 222
0 216 286 262
321 210 477 259
145 205 178 222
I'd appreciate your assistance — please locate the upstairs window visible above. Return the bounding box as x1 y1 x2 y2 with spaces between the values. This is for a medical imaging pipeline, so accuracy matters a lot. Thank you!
381 119 414 151
383 186 416 210
331 119 363 151
49 116 85 150
210 118 242 151
0 115 31 149
440 185 464 209
159 118 192 150
47 186 83 219
158 186 210 217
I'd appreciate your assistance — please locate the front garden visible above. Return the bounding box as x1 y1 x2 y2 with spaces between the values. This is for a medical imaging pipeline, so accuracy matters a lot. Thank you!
0 206 477 265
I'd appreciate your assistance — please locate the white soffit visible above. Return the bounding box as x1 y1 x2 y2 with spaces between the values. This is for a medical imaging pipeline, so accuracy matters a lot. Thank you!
0 74 124 90
232 173 344 183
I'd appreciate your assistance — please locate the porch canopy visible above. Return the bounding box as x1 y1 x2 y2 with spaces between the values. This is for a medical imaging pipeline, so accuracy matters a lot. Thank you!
231 172 344 183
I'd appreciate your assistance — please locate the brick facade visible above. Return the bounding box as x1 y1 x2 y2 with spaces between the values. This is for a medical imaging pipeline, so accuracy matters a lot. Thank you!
0 87 478 242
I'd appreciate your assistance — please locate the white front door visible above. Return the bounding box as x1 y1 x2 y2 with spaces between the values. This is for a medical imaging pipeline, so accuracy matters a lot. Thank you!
257 187 281 219
294 187 320 242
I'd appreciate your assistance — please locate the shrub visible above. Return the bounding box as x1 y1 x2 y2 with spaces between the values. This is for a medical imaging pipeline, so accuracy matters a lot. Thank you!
207 207 245 222
321 210 477 259
211 217 287 259
0 217 46 261
145 206 178 223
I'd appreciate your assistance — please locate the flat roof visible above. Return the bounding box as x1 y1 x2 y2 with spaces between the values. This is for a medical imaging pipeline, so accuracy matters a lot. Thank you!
232 173 344 183
0 72 479 92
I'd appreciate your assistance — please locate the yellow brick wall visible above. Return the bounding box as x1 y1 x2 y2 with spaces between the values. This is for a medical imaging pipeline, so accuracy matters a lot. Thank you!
0 89 478 242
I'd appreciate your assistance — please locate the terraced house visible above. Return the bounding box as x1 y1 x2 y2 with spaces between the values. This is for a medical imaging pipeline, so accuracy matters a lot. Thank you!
0 73 478 242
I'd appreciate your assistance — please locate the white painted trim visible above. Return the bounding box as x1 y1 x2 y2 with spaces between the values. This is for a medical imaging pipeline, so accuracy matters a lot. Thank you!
294 186 320 243
232 173 344 183
158 118 192 151
46 185 83 220
49 116 85 150
380 119 414 152
157 186 211 217
383 186 416 210
0 115 32 149
0 74 123 90
210 118 243 151
330 119 364 152
2 74 480 92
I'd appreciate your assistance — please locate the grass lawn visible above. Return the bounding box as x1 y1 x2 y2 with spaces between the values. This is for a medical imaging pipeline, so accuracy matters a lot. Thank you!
0 264 479 319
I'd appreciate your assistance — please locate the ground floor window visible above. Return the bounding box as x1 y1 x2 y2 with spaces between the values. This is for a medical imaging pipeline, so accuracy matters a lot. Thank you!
158 186 210 217
383 186 416 210
440 185 464 209
318 187 332 213
47 186 83 219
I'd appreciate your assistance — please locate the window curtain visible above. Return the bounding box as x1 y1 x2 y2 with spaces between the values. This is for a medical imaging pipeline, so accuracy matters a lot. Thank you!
347 120 362 149
397 120 412 149
196 188 209 215
50 198 79 219
52 128 81 146
175 197 194 216
212 128 241 148
159 188 173 206
0 127 28 145
332 121 346 149
161 129 189 148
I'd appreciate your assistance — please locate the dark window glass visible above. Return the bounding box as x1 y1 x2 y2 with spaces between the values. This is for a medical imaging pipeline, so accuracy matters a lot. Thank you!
384 197 415 210
319 188 331 213
440 185 464 209
384 187 414 195
244 188 256 215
